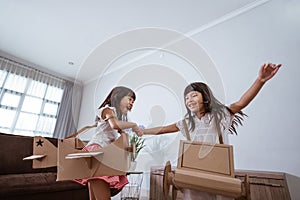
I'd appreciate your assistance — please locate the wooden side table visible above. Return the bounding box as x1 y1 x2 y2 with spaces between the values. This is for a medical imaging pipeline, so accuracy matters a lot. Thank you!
235 170 291 200
150 166 183 200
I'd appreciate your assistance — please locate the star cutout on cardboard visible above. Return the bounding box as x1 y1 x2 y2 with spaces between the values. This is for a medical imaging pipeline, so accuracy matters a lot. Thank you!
36 139 44 147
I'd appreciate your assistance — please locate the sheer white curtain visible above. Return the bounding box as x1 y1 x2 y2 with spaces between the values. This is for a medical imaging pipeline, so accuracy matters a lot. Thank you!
0 56 81 138
53 80 82 139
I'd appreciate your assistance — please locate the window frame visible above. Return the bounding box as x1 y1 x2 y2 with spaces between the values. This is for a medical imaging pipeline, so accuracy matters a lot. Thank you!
0 68 64 137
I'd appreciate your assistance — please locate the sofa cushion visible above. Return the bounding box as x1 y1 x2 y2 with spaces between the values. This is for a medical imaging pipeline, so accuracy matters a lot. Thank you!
0 133 57 175
0 172 87 197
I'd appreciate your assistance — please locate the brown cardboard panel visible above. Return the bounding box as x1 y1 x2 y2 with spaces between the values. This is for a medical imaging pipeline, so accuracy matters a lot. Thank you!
172 140 244 198
57 133 131 181
31 136 57 168
177 140 234 177
173 168 242 198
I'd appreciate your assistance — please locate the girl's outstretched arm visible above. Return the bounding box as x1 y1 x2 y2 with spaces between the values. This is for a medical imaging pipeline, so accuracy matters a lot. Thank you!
102 107 142 135
229 63 282 114
140 123 179 136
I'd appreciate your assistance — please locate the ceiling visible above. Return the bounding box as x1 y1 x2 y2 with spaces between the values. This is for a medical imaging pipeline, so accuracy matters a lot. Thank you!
0 0 299 83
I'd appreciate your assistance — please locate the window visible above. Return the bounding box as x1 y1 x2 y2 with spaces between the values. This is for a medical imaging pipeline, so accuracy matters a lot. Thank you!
0 59 64 137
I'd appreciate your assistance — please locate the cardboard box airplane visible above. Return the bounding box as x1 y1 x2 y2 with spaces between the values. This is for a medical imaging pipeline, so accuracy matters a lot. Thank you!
163 140 250 200
23 130 250 199
23 132 131 181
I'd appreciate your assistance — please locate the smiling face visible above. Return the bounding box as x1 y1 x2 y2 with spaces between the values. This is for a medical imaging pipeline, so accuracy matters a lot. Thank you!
184 82 212 119
185 91 205 116
107 86 136 120
119 95 135 114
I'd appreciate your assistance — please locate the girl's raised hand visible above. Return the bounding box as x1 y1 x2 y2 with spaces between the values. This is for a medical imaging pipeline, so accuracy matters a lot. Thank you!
259 63 282 83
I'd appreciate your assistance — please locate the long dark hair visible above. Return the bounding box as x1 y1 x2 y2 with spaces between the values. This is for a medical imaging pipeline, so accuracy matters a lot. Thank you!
96 86 136 121
184 82 246 135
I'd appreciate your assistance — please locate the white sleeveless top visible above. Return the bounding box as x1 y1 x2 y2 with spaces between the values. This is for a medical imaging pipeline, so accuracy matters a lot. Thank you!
176 109 233 144
86 106 120 147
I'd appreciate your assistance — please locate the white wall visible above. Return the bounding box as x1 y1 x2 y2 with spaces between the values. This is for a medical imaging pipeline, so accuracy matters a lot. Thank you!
77 0 300 198
194 0 300 176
